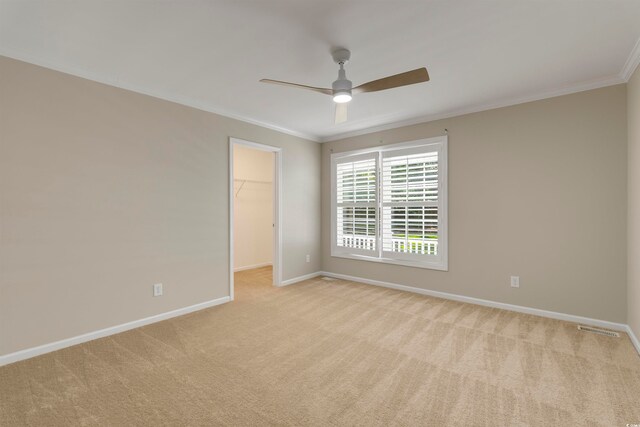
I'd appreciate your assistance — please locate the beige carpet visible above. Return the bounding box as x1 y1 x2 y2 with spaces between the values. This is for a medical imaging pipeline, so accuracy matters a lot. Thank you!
1 267 639 426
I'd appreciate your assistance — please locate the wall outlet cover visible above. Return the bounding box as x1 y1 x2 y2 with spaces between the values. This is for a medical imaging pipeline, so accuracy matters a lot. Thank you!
510 276 520 288
153 283 163 296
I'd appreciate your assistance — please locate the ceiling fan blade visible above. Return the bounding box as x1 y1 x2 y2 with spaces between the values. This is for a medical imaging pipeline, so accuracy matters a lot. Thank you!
335 103 348 124
352 68 430 94
260 79 333 95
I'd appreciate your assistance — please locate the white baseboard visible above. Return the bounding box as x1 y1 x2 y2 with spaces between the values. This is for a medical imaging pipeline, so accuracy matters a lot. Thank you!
319 271 629 332
0 296 230 367
626 325 640 356
4 273 636 367
234 262 272 272
279 271 322 287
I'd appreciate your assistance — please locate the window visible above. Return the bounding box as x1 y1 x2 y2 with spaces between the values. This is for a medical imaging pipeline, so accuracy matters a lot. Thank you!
331 136 447 270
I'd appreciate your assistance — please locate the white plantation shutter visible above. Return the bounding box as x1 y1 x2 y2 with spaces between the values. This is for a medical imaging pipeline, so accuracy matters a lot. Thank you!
333 153 378 255
381 147 441 262
331 136 447 270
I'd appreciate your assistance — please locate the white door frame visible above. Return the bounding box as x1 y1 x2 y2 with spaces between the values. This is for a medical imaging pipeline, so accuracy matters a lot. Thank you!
229 137 282 300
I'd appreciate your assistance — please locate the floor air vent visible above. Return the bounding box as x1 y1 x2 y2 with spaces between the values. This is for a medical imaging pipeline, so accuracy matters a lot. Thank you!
321 277 336 281
577 325 620 337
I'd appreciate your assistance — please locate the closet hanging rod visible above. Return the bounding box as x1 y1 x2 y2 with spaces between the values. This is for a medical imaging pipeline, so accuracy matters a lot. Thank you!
233 178 271 184
234 178 272 197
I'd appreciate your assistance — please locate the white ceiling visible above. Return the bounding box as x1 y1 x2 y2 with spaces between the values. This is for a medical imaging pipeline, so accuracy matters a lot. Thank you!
1 1 640 142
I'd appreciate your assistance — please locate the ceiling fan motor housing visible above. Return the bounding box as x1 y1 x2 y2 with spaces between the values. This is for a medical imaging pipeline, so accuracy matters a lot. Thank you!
332 63 353 102
332 71 352 92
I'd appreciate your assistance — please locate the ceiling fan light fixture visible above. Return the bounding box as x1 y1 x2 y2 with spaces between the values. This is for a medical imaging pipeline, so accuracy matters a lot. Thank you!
333 91 352 103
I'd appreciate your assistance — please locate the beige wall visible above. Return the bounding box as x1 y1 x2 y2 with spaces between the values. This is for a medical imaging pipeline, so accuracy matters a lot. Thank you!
629 66 640 338
0 56 321 356
0 53 633 357
322 85 628 323
233 145 273 270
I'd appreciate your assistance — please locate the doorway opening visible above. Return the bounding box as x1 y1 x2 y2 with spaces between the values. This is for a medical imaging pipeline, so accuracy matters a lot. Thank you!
229 138 282 300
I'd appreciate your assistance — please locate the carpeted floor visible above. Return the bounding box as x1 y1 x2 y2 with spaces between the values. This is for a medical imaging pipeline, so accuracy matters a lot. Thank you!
1 266 639 426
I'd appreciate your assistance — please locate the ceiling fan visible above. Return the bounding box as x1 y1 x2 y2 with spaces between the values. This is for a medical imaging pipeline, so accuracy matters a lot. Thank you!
260 49 430 124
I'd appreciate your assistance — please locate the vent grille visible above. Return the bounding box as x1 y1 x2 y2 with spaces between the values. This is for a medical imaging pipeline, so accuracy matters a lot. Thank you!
577 325 620 337
321 277 337 281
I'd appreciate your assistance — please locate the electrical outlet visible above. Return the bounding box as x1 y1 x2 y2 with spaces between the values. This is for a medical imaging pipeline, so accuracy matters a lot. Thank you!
306 254 310 263
510 276 520 288
153 283 163 297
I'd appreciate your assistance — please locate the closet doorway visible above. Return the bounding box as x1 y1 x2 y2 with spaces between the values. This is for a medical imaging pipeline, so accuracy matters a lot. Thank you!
229 138 282 300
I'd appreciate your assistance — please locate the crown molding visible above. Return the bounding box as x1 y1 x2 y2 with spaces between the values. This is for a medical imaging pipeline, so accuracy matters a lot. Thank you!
0 48 322 143
3 39 636 145
621 36 640 82
319 74 625 142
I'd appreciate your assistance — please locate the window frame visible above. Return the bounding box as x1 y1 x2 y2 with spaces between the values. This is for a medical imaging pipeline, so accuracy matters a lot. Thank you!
330 136 448 271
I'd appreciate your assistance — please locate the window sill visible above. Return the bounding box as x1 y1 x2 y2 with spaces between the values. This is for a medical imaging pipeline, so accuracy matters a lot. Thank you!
331 252 448 271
